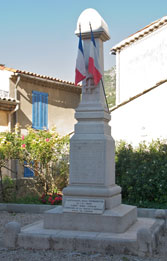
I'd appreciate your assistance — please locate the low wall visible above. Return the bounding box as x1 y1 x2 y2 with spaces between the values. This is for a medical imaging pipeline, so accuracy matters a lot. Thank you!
0 203 166 218
0 203 55 213
0 177 45 202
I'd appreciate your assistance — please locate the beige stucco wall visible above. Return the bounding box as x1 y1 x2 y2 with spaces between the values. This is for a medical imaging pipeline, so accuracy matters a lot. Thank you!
10 77 81 136
0 110 9 132
48 87 80 135
0 110 8 125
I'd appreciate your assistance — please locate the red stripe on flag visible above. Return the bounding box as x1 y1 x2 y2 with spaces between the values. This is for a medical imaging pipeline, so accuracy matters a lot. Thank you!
75 69 86 85
88 57 102 86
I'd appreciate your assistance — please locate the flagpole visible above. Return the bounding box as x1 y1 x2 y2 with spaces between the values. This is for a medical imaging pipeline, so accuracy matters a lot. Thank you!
101 78 110 113
75 23 86 85
89 22 110 113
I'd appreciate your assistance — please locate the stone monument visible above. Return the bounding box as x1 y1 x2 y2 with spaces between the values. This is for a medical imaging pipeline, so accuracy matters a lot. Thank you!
5 9 165 256
43 8 137 233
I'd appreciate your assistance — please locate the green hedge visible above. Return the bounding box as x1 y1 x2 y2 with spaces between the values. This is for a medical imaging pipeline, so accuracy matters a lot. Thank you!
115 140 167 208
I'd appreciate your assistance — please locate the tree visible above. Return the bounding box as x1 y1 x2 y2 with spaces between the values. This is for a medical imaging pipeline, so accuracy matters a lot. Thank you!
0 125 22 200
0 125 69 201
20 126 69 193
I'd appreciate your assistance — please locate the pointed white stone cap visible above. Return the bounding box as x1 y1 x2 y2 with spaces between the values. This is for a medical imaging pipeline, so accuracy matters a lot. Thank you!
75 8 110 41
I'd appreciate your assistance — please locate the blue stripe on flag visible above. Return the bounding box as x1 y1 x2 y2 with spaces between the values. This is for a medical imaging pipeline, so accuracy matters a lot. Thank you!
91 30 96 47
79 32 84 55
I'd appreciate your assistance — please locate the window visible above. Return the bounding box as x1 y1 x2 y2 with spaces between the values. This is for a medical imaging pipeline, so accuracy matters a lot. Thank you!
32 90 48 130
24 161 34 177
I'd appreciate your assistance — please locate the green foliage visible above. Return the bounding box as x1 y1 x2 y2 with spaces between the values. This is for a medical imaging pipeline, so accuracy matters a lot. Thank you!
0 125 23 200
52 154 69 191
116 140 167 207
104 67 116 108
2 176 14 186
1 176 16 202
0 125 69 201
2 124 167 209
12 195 40 204
2 193 62 205
19 126 69 193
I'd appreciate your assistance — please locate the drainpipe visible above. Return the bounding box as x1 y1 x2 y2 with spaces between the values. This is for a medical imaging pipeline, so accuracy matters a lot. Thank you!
8 75 21 180
8 75 20 131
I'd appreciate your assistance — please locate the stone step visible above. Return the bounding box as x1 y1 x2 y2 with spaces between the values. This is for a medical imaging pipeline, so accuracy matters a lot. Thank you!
14 217 165 256
44 204 137 233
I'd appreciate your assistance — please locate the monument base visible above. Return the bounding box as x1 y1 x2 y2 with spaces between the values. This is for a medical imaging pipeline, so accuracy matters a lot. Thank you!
8 215 165 257
44 204 137 233
63 185 122 210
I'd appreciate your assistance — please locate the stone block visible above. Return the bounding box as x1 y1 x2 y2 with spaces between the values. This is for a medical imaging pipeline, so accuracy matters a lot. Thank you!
44 204 137 233
63 185 122 210
18 233 50 249
4 222 21 248
69 135 115 186
155 209 166 220
137 227 152 256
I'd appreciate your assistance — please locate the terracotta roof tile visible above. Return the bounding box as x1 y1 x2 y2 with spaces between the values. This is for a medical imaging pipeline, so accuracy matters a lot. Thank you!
0 96 19 111
0 97 19 110
0 66 80 87
0 96 18 103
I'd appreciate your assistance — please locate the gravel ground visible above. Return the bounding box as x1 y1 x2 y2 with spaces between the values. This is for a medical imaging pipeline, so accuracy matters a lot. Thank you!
0 211 166 261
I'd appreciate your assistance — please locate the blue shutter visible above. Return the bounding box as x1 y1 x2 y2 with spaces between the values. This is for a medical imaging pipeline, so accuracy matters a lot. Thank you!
44 94 48 128
24 161 34 177
32 91 48 129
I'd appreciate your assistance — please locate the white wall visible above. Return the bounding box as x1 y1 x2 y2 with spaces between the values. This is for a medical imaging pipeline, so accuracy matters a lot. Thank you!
110 82 167 146
118 25 167 103
0 70 13 93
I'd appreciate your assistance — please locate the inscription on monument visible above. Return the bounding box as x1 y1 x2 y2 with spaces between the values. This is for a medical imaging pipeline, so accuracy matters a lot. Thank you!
63 198 105 214
70 142 104 184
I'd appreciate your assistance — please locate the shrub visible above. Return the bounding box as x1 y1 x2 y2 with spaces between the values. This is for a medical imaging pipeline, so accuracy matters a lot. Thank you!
0 176 16 202
115 140 167 207
19 126 69 194
39 192 62 205
0 125 69 202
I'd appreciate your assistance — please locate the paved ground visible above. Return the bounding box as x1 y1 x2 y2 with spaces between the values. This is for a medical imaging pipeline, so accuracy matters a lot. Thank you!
0 211 166 261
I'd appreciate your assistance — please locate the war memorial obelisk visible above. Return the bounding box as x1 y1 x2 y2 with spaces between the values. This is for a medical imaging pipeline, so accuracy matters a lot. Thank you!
5 8 165 256
44 8 137 233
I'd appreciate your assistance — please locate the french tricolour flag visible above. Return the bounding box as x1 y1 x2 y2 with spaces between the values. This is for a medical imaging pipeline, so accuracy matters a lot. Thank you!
75 32 86 85
88 30 102 86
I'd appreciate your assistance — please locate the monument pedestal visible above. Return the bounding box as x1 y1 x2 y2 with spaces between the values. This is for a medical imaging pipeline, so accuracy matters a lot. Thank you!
9 213 165 257
44 204 137 233
63 184 122 210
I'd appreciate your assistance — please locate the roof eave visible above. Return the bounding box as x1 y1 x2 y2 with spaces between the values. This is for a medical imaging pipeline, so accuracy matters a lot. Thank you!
0 98 19 111
110 16 167 53
11 73 82 93
110 79 167 112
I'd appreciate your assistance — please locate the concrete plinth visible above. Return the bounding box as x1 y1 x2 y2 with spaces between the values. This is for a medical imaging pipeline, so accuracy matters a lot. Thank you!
63 185 122 210
14 216 165 256
44 204 137 233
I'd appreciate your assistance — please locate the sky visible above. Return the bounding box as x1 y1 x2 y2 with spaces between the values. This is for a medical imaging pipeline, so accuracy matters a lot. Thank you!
1 0 167 82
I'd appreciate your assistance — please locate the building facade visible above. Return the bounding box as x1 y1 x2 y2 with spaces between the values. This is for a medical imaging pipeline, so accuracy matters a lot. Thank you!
110 16 167 145
0 65 81 136
0 65 81 177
